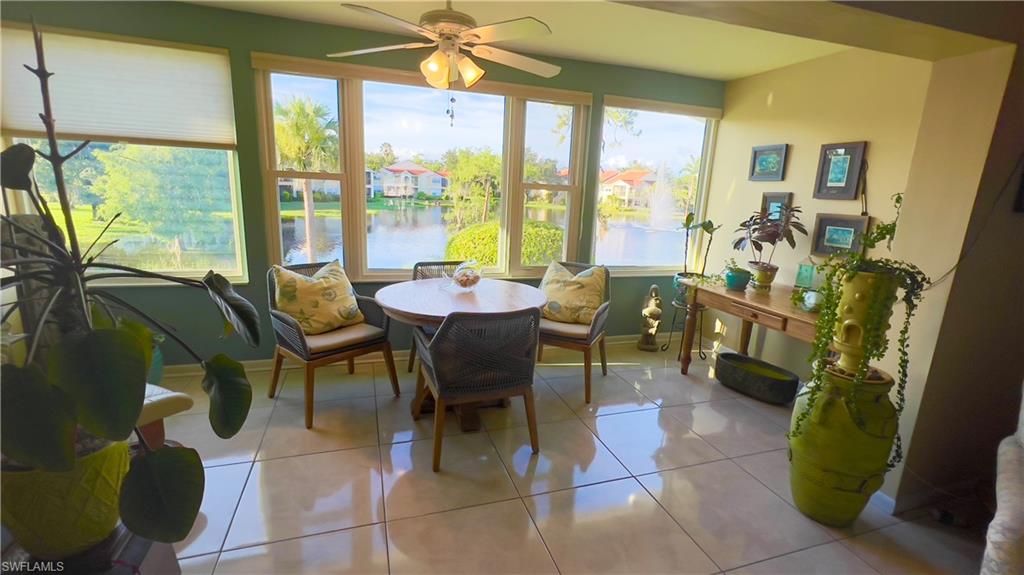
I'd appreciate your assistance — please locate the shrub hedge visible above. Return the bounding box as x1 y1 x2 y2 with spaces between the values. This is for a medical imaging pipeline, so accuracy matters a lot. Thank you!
445 220 564 265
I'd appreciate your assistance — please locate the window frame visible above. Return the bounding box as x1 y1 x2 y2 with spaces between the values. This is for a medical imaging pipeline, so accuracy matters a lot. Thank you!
253 52 593 283
591 95 720 276
0 25 248 284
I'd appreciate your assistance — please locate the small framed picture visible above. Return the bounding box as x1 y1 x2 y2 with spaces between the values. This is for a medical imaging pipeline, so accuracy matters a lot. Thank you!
760 192 793 221
795 262 817 289
811 213 870 256
749 144 788 181
813 141 866 200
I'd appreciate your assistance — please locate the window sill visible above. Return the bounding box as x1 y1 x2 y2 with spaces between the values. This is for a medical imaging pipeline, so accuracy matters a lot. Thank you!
84 272 249 288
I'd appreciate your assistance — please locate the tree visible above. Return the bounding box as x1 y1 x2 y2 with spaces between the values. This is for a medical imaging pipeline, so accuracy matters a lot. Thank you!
553 106 641 150
92 144 230 266
365 142 396 172
673 155 701 212
524 149 558 183
27 139 107 220
274 97 339 262
440 147 501 231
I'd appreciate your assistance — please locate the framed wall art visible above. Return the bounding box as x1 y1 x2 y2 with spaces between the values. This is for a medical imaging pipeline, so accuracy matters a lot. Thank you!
760 192 793 221
813 141 866 200
749 144 788 181
811 213 870 256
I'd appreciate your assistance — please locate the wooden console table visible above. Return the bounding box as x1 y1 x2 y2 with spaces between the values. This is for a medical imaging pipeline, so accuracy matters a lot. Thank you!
680 281 819 374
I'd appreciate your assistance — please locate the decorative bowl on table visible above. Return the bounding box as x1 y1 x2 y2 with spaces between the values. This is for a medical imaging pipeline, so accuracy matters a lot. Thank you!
445 260 482 293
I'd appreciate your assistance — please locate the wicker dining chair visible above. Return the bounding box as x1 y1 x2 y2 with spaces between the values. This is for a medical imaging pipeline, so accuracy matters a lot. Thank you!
266 263 401 428
406 261 464 373
537 262 611 404
412 308 541 471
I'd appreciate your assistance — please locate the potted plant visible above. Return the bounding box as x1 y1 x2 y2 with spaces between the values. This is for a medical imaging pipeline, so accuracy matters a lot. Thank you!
787 193 928 527
732 205 808 291
672 213 720 303
722 258 751 291
0 28 261 564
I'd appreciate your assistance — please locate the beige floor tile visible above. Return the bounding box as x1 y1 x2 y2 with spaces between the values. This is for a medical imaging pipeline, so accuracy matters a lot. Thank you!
380 433 518 520
639 460 832 571
276 363 376 403
374 362 417 395
257 397 378 460
526 478 718 574
603 345 683 372
547 372 656 417
223 446 384 549
664 400 788 457
488 418 629 495
166 407 273 468
479 380 577 430
375 394 463 444
174 463 250 558
158 374 210 416
734 449 902 538
215 524 389 574
387 499 557 574
178 553 218 575
535 357 605 380
841 516 984 574
730 542 878 574
583 409 725 475
616 366 739 406
735 396 796 430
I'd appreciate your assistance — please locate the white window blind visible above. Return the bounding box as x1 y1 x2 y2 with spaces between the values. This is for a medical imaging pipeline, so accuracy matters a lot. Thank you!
1 28 236 147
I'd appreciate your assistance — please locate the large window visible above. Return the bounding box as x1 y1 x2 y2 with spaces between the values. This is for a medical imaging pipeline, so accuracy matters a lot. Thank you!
362 81 505 270
270 73 343 266
594 102 710 268
1 28 244 278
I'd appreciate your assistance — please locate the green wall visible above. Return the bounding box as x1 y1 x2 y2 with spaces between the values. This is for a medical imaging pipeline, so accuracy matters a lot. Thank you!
2 1 723 364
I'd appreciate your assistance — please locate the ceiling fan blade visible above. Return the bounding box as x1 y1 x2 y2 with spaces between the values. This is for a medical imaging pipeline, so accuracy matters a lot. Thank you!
340 4 439 40
327 42 436 58
469 45 561 79
460 17 551 44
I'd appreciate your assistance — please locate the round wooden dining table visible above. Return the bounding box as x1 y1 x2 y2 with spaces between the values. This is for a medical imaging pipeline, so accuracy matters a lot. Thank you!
375 278 547 327
375 278 547 431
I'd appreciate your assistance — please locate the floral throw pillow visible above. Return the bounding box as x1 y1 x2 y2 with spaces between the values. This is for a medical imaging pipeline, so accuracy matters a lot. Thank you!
538 262 607 325
272 261 364 335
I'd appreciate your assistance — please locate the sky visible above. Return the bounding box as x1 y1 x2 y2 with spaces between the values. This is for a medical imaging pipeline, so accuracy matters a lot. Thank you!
271 73 707 171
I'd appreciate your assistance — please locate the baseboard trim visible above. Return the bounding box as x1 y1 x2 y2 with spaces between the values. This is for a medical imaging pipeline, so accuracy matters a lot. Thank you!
161 332 680 378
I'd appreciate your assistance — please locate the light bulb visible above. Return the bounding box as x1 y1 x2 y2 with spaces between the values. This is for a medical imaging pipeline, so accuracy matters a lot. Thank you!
419 49 449 89
457 54 485 88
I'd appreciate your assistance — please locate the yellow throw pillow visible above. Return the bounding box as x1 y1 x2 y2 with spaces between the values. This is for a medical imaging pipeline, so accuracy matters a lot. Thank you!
539 262 607 325
272 261 364 335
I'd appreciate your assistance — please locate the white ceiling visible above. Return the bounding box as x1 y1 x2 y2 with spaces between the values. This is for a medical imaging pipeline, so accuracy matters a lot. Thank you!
192 1 849 81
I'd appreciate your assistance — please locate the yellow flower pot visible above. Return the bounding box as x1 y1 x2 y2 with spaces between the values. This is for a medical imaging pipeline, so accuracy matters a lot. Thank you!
748 262 779 292
1 441 130 559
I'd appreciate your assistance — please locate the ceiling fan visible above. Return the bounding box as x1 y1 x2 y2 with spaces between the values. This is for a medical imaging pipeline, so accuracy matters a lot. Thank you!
326 2 561 89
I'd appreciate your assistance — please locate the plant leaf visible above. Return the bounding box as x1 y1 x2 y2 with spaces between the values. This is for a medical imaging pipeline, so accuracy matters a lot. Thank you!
684 212 695 227
119 446 205 542
202 354 252 439
120 318 154 376
202 271 261 347
48 329 147 440
1 144 35 191
1 364 76 471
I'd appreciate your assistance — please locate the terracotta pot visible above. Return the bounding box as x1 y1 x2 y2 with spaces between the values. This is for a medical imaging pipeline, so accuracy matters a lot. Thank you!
748 262 779 292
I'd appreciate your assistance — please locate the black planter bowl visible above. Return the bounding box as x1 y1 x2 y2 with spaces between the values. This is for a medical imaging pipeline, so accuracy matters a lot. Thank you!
715 352 799 405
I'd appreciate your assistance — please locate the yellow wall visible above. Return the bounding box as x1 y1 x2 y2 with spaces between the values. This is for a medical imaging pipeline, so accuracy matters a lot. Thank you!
700 48 932 378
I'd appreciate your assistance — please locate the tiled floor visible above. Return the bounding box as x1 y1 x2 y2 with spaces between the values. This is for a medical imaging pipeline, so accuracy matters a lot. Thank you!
168 343 986 574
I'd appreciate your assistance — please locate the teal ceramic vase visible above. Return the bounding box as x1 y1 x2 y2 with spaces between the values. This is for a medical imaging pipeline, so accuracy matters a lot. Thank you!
724 269 752 291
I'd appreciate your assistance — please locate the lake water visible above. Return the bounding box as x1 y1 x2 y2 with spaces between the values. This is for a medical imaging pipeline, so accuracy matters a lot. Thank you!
281 205 684 268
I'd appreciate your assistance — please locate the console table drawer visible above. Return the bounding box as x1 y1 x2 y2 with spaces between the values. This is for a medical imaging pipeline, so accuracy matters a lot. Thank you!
730 303 787 331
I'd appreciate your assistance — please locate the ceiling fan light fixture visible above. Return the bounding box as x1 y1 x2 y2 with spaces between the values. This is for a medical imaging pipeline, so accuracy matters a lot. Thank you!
420 49 450 87
457 54 485 88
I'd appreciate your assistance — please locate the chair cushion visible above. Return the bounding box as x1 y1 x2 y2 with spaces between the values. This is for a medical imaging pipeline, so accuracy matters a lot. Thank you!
306 323 385 354
272 260 364 334
540 318 591 339
538 262 607 324
139 384 194 426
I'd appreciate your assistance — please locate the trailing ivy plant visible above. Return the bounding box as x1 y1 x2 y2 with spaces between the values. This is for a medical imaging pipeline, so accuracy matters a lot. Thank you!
788 194 928 468
0 27 261 543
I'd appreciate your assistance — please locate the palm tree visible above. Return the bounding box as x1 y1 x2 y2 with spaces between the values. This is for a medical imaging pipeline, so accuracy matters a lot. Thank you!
274 98 339 262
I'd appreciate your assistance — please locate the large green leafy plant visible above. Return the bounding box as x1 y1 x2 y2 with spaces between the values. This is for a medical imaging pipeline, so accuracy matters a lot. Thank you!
789 194 929 467
1 28 260 542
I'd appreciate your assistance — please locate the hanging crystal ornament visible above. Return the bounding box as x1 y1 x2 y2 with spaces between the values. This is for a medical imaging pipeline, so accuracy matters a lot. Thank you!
445 93 456 127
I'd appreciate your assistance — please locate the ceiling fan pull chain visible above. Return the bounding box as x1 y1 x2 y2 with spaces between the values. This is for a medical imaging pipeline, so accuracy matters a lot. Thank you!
446 93 456 126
